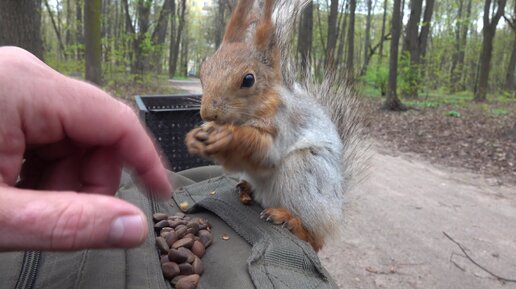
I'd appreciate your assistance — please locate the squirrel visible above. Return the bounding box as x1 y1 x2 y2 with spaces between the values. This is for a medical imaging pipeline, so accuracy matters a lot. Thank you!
185 0 368 252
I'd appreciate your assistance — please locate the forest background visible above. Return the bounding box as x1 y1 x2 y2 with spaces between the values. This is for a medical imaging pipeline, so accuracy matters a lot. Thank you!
0 0 515 182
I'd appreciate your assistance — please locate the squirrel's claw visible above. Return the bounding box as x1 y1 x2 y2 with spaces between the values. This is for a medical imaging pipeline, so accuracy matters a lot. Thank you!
260 208 288 225
260 207 324 252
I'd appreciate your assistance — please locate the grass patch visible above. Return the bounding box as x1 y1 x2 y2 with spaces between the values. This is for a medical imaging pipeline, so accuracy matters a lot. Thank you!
172 75 191 80
405 100 441 108
446 110 462 118
490 108 510 116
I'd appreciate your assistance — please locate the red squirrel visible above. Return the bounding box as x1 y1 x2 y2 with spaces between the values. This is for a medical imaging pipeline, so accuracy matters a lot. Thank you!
186 0 368 251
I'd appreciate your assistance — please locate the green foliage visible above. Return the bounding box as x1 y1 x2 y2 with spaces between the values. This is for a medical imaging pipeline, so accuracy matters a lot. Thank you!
45 53 84 77
398 52 423 97
363 63 389 97
447 110 461 118
405 100 440 108
490 108 510 116
37 0 516 104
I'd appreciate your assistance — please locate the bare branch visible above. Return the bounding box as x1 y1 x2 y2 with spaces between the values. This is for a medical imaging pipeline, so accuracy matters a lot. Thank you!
443 232 516 283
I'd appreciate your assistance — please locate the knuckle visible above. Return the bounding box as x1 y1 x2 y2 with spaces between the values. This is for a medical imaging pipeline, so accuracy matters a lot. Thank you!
49 202 91 250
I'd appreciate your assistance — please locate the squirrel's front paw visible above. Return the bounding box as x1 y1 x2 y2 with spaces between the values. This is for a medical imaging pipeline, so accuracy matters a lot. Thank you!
185 127 208 157
185 123 233 157
202 124 233 155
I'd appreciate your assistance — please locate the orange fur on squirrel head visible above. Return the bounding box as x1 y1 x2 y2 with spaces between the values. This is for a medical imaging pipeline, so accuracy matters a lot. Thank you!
199 0 282 125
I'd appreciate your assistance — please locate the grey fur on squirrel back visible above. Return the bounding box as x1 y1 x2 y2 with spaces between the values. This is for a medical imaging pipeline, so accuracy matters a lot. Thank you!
242 0 370 239
271 0 370 190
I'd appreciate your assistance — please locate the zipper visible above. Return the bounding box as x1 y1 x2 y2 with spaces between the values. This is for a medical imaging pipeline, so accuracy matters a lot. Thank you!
14 251 41 289
150 194 174 289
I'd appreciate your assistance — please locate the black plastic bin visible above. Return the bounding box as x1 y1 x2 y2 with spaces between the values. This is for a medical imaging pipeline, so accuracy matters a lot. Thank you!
135 94 213 171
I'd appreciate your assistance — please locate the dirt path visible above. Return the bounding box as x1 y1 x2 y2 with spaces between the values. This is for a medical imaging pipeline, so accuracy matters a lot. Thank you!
320 148 516 289
171 79 516 289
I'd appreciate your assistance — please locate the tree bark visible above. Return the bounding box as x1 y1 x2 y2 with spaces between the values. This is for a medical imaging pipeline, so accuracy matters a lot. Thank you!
378 0 388 64
151 0 173 73
450 0 465 92
0 0 44 60
504 1 516 91
361 0 373 76
403 0 423 65
44 0 67 59
84 0 102 85
325 0 339 70
169 0 187 78
298 1 313 71
346 0 357 75
336 1 348 73
419 0 435 59
475 0 507 102
402 0 435 98
133 0 152 75
385 0 407 111
505 34 516 91
459 0 473 90
214 0 226 48
76 0 84 60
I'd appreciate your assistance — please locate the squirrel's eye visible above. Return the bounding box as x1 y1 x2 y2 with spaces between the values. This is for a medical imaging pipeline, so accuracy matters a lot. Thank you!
241 74 255 88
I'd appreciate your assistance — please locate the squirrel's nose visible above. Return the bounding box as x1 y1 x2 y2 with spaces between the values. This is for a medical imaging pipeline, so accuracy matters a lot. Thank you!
200 99 220 121
200 106 218 121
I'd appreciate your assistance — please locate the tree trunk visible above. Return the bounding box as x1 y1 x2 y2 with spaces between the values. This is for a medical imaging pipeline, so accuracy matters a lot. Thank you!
402 0 434 98
378 0 388 64
0 0 44 60
336 1 348 73
385 0 407 111
419 0 435 59
459 0 473 90
346 0 357 76
44 0 67 59
361 0 373 76
504 1 516 91
475 0 507 102
505 34 516 91
403 0 423 64
215 0 226 48
325 0 339 70
151 0 173 73
84 0 102 85
180 24 189 76
298 1 313 71
133 0 152 76
169 0 186 78
66 0 73 45
450 0 465 92
76 0 84 60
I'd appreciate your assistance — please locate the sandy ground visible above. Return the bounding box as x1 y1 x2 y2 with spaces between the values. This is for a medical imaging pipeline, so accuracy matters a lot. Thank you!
320 148 516 289
172 79 516 289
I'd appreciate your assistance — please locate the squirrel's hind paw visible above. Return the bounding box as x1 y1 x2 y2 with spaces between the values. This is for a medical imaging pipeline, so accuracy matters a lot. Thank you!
260 208 324 252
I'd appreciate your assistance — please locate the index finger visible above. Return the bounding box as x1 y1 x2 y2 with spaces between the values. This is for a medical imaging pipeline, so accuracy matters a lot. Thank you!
56 79 173 197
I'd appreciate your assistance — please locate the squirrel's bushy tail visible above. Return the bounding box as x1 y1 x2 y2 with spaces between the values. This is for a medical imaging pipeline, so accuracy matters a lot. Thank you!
302 73 371 192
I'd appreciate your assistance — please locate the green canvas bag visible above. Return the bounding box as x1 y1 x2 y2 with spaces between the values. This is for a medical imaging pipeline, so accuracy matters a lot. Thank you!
0 167 338 289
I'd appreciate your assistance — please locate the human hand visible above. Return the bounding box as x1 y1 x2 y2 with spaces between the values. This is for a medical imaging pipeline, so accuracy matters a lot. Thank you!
0 47 172 251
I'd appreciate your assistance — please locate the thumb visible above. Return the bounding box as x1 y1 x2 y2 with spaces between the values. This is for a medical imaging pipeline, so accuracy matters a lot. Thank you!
0 187 148 251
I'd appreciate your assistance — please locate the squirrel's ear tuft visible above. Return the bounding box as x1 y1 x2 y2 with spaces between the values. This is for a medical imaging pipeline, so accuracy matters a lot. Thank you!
223 0 255 43
253 0 278 67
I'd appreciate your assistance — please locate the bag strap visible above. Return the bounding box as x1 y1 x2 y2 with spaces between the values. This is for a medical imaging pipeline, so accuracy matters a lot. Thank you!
173 176 338 289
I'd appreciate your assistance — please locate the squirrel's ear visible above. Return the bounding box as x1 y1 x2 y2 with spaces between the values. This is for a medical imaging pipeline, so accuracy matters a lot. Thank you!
253 0 278 68
223 0 255 43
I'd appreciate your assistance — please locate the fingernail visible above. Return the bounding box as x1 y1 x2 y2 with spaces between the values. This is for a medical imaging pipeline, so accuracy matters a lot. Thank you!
108 215 146 246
